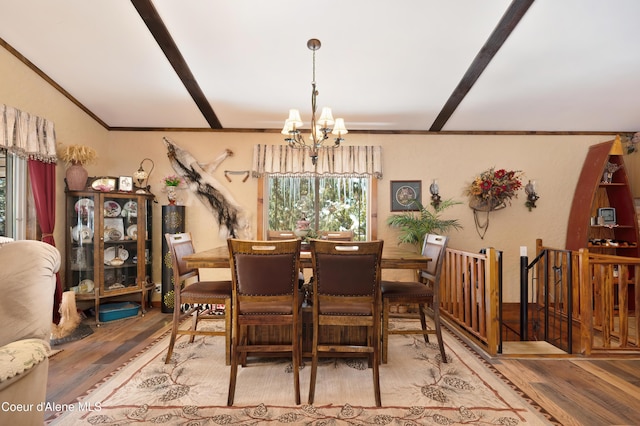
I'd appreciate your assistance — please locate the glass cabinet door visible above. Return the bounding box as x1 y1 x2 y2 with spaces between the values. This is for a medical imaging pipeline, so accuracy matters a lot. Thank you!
66 193 97 294
101 194 140 294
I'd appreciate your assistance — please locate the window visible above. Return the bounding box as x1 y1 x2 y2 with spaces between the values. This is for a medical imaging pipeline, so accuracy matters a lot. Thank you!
253 145 382 240
0 151 28 239
265 175 372 241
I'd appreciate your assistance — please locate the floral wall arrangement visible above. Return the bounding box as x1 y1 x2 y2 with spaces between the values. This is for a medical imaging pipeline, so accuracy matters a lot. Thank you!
467 167 524 238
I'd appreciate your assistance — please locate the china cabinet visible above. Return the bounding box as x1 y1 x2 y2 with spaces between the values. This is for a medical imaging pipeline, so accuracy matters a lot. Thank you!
65 189 155 324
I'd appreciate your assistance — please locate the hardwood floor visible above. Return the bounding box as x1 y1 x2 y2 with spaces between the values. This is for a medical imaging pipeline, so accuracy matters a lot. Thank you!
46 308 640 424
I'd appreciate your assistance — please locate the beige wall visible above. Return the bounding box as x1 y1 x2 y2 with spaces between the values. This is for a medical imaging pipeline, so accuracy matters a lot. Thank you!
3 45 633 303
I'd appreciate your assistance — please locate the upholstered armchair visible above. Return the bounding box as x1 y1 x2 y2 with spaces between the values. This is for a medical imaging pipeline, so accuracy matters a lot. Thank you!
0 240 60 425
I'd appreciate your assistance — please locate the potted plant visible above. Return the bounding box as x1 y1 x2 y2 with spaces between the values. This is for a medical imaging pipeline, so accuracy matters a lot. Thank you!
57 144 97 191
386 198 462 250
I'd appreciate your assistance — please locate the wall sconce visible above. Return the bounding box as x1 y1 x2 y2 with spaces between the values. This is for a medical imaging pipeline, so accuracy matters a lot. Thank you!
429 179 441 209
525 180 539 211
134 158 154 194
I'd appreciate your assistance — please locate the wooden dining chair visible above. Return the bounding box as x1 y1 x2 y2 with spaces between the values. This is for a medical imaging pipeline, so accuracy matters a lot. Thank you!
308 239 384 407
381 234 449 364
164 232 233 365
226 238 302 406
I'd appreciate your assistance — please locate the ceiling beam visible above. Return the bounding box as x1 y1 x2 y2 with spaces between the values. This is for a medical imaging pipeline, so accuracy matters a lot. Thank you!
429 0 535 131
130 0 222 129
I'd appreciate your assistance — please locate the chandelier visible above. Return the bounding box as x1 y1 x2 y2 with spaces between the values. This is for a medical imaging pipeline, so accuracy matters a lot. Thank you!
281 38 348 165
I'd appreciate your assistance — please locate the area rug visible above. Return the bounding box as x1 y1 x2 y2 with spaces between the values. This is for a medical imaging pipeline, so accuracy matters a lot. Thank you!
48 319 557 425
50 323 94 346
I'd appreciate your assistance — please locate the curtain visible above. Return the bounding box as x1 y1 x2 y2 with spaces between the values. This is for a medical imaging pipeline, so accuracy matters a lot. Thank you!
29 160 63 323
1 104 57 162
252 145 383 178
2 104 61 323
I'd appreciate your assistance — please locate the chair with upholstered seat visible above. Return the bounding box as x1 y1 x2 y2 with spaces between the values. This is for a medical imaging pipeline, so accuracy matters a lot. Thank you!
164 233 233 365
227 238 302 406
308 239 384 406
381 233 448 364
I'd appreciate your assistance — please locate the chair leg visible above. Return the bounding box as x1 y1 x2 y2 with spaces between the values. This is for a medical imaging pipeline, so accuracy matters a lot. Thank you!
292 323 301 405
164 307 181 364
189 307 199 343
382 298 390 364
432 304 447 363
418 303 430 343
308 332 318 404
372 346 381 407
224 299 232 366
227 327 241 406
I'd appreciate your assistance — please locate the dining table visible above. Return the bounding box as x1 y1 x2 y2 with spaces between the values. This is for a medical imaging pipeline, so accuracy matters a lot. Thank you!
183 242 431 357
183 244 431 271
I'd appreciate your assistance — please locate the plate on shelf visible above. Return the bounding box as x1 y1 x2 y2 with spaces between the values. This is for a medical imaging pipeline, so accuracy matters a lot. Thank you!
71 225 93 243
104 218 124 241
104 246 129 265
121 200 138 217
104 201 121 217
74 198 94 215
91 177 116 192
78 279 95 294
126 224 138 239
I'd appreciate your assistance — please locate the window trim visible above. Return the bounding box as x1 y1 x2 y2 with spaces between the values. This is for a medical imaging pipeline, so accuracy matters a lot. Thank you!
257 176 377 240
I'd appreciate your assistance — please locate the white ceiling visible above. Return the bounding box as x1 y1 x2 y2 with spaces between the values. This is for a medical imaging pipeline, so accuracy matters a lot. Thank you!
1 0 639 133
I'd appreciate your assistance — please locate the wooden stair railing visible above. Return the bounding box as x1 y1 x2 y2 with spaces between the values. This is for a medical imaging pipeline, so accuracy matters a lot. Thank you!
578 249 640 355
536 239 640 355
440 247 501 356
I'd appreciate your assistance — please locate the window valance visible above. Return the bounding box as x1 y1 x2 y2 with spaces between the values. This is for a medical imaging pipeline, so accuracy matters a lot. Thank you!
252 145 383 178
0 104 57 163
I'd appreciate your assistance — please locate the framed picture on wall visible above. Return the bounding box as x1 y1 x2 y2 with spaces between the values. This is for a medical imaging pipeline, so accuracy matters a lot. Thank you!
391 180 421 211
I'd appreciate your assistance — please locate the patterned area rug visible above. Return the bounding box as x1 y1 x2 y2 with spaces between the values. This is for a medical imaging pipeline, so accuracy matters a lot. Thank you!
48 319 557 425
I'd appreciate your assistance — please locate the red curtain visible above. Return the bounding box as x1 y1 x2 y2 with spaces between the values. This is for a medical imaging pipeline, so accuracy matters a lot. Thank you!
28 159 63 324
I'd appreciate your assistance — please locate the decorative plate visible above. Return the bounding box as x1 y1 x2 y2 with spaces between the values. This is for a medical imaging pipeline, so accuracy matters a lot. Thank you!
126 224 138 239
104 201 122 217
78 279 95 294
71 225 93 243
104 246 129 265
121 200 138 217
91 177 116 192
74 198 94 215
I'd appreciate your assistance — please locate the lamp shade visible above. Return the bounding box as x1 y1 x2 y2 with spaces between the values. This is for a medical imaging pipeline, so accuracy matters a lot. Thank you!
287 109 303 127
332 118 348 136
318 107 334 128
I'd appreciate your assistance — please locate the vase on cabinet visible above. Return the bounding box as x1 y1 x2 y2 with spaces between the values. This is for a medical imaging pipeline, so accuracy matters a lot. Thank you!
65 161 88 191
166 186 178 205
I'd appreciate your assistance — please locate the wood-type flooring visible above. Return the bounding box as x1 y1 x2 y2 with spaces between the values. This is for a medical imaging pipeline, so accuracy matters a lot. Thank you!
45 308 640 425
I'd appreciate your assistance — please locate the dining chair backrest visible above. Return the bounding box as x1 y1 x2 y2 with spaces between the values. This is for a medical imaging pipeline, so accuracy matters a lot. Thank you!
267 230 297 241
318 230 354 241
420 234 449 284
310 239 383 313
228 239 301 311
166 232 199 282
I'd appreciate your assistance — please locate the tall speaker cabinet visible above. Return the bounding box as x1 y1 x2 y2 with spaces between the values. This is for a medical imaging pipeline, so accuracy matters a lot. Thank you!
161 205 185 313
65 189 155 324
